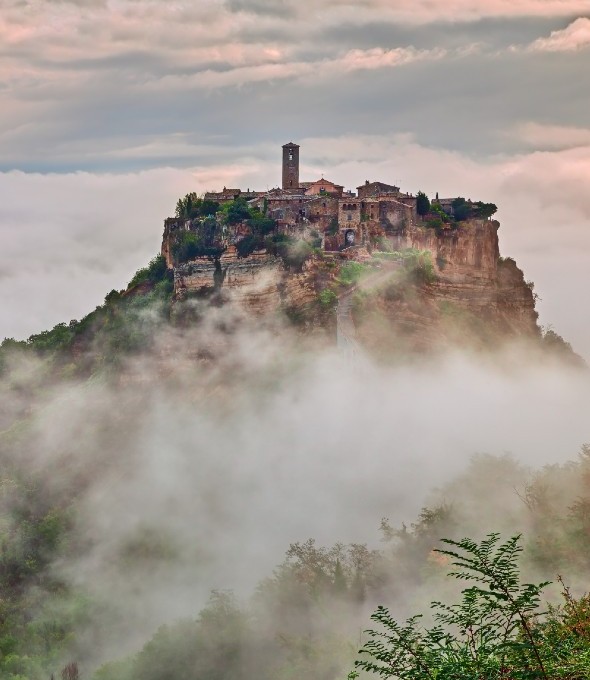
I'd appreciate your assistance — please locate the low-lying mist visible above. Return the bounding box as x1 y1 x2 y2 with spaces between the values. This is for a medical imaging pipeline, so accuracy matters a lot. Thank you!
1 313 589 675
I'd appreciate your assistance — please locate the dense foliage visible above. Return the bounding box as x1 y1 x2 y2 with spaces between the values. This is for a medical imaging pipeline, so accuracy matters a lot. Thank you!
266 234 314 270
416 191 431 217
172 197 278 262
422 197 497 230
451 197 498 222
0 470 89 680
352 533 590 680
175 193 220 220
172 230 225 263
0 428 590 680
0 255 173 376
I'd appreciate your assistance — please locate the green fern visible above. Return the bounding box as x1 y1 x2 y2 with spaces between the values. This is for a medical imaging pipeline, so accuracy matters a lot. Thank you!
350 533 553 680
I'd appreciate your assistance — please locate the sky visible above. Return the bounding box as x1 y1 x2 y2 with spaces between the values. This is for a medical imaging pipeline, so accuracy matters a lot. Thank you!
1 0 590 356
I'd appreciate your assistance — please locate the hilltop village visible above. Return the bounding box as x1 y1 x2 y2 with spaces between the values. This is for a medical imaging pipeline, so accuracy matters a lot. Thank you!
156 142 544 354
161 142 494 267
6 142 576 376
203 142 420 252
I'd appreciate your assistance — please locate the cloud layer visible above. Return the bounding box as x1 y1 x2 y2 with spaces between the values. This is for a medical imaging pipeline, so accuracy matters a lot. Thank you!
8 322 590 665
528 16 590 51
0 3 589 170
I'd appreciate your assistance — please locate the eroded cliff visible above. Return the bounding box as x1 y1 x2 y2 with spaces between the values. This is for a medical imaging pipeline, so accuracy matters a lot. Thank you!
162 217 543 356
354 220 539 355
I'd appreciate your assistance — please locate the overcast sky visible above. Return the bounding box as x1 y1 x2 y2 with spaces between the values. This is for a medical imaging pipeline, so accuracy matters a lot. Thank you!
1 0 589 356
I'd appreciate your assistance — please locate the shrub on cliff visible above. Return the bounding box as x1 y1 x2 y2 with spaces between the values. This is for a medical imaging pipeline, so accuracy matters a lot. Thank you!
425 216 444 230
173 232 200 262
236 234 264 258
339 262 367 286
451 197 472 221
247 216 276 235
172 233 224 263
265 234 313 270
473 201 498 219
318 288 338 307
128 255 168 288
395 248 435 284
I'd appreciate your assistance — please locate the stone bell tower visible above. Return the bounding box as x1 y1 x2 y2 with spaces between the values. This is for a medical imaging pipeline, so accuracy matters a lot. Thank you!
282 142 300 190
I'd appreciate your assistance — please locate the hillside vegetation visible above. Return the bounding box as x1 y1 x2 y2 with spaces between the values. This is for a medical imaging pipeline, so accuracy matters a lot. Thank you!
1 433 590 678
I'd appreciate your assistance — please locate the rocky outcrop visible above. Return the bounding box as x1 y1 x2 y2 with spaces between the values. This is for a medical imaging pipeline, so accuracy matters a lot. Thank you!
173 245 326 318
413 220 538 337
174 247 282 313
164 216 540 353
354 220 540 354
161 217 183 269
409 220 499 281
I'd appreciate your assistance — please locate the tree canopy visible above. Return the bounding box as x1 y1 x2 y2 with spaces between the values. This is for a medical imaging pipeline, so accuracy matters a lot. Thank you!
416 191 430 217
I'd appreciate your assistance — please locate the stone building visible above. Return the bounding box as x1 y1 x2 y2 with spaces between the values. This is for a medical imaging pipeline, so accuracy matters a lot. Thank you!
303 178 344 197
203 187 242 204
282 142 300 190
192 142 419 252
357 180 400 199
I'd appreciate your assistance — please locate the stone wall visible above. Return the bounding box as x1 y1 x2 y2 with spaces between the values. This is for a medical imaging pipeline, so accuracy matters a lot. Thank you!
306 196 339 232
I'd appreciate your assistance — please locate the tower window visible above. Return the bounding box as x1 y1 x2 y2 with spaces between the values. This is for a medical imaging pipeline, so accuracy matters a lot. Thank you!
289 152 293 161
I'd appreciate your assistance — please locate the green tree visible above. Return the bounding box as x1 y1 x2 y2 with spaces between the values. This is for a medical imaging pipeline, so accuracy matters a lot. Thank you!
127 255 168 288
473 201 498 219
200 199 220 217
175 192 199 219
225 198 251 225
451 197 472 222
349 533 577 680
416 191 430 217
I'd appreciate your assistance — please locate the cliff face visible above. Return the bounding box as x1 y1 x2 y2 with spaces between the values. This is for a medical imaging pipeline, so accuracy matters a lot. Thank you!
354 220 539 355
163 217 540 353
173 245 323 318
413 220 538 335
174 247 283 313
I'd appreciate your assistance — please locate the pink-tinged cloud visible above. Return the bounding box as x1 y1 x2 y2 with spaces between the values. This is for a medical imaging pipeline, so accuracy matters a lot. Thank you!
513 122 590 150
339 47 446 71
144 47 445 92
528 17 590 51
